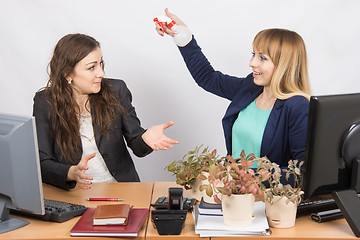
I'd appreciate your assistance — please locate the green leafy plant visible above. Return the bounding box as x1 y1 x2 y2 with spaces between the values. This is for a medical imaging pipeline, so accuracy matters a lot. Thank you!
199 150 266 204
257 157 304 205
165 145 222 190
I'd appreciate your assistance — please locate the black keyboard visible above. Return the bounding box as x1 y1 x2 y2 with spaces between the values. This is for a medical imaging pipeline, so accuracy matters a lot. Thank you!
297 198 338 216
42 199 87 222
151 196 196 211
13 198 87 223
297 193 360 217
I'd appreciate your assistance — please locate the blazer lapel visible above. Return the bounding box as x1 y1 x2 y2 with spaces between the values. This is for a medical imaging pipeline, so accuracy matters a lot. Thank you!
224 87 263 119
223 87 263 155
261 99 283 156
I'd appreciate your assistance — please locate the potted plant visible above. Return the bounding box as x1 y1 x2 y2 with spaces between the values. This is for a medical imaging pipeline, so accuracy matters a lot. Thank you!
257 157 304 228
194 146 223 203
199 150 266 227
165 145 221 200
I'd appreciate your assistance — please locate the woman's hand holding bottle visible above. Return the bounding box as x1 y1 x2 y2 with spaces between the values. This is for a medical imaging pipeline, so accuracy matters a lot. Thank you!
154 8 192 47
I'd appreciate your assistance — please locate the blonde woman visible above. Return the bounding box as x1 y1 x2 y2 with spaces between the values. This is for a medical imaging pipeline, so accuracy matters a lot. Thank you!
155 9 310 173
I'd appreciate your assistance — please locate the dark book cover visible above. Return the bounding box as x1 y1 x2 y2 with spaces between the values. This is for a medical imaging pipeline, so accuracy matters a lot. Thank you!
198 198 222 216
70 207 149 237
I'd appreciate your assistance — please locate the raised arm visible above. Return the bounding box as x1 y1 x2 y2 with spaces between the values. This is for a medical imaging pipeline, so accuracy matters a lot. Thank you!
155 8 253 101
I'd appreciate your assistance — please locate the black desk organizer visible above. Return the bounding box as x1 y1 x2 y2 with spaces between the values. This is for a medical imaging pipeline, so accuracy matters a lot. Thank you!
151 187 187 235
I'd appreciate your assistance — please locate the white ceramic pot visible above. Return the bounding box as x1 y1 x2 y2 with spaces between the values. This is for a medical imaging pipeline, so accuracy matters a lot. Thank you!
188 177 202 201
221 193 255 227
265 195 297 228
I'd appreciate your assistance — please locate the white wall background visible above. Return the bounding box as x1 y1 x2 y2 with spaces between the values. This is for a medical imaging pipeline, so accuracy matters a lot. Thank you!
1 0 360 182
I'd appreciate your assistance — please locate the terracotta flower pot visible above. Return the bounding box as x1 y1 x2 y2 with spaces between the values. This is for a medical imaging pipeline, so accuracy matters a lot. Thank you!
265 195 297 228
221 193 255 227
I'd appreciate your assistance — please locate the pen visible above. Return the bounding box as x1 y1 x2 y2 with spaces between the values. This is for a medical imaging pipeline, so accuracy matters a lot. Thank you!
86 198 123 201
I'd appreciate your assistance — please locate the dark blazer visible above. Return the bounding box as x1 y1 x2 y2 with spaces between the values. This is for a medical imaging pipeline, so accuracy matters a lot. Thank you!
33 79 153 190
178 36 309 169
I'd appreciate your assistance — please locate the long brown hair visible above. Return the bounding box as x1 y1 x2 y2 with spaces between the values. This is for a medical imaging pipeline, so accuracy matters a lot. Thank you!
253 28 311 100
45 33 125 163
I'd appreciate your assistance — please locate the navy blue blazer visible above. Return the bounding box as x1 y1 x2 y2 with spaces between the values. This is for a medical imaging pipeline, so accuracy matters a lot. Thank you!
178 36 309 168
33 79 153 190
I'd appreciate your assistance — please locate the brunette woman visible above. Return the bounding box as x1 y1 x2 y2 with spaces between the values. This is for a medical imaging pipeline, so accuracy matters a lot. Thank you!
33 33 178 190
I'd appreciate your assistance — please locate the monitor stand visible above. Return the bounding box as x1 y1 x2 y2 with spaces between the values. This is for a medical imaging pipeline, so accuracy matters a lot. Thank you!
332 158 360 238
0 200 29 234
333 189 360 237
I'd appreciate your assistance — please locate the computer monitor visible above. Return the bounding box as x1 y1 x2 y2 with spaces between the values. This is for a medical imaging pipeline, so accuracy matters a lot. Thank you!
0 113 44 234
302 93 360 237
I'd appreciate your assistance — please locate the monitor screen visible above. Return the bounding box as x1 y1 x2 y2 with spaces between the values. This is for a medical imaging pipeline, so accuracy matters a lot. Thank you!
302 93 360 200
302 93 360 237
0 113 44 234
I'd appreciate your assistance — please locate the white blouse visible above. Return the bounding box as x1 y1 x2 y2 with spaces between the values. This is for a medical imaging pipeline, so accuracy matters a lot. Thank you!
78 113 117 183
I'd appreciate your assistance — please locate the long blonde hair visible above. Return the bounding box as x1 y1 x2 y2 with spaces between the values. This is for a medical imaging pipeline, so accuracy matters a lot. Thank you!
253 28 311 100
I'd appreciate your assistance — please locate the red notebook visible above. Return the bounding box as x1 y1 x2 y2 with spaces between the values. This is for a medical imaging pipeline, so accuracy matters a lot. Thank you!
70 207 149 237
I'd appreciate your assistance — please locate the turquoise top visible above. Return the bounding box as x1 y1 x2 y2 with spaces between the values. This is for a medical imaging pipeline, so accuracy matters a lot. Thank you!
231 99 271 168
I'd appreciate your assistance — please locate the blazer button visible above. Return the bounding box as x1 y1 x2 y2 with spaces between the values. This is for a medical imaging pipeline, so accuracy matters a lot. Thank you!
102 154 109 158
111 171 117 176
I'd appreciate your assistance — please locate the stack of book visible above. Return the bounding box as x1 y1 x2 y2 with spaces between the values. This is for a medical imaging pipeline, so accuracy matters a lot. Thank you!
193 198 270 237
70 204 149 237
198 198 223 216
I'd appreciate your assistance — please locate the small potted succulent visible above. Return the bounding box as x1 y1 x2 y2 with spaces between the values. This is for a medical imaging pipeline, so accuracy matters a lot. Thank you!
199 150 266 227
165 145 221 200
257 157 304 228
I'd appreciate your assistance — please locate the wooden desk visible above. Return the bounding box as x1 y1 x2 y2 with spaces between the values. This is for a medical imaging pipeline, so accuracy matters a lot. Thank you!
146 182 209 240
210 216 357 240
2 182 358 240
2 182 154 240
147 183 357 240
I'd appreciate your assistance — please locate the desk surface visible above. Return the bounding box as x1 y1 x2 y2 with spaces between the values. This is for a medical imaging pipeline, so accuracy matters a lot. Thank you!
146 182 209 240
2 182 359 240
149 182 357 240
3 182 153 240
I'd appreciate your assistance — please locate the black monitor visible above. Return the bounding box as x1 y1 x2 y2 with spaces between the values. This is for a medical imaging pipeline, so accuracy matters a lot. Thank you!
303 93 360 237
0 113 44 234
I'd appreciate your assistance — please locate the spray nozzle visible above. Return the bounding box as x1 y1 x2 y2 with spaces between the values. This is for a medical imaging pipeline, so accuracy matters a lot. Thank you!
153 15 176 33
